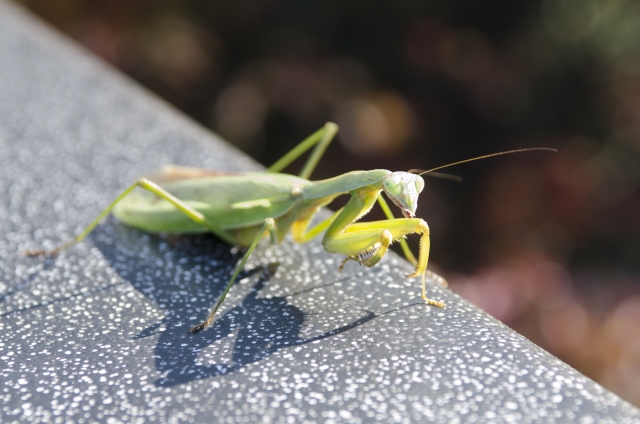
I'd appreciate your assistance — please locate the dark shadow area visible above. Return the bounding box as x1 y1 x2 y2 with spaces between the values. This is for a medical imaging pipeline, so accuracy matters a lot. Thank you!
9 223 416 387
149 267 376 387
83 224 380 387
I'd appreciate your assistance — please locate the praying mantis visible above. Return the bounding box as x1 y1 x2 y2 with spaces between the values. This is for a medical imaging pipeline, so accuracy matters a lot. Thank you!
28 122 555 333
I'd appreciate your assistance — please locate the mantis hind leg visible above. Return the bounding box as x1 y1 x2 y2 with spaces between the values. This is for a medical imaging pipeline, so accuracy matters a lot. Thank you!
189 218 277 333
267 122 338 179
25 178 235 256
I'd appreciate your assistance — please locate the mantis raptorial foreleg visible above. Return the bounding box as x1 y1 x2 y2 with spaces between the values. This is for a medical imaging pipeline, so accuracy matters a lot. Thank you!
326 218 444 308
309 185 445 307
377 194 448 289
25 178 236 256
376 195 417 264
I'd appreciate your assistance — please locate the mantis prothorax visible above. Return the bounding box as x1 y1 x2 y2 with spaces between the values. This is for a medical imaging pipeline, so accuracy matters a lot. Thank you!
28 122 555 333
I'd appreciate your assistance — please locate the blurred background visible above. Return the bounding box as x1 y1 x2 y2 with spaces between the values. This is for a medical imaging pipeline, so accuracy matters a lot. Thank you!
13 0 640 406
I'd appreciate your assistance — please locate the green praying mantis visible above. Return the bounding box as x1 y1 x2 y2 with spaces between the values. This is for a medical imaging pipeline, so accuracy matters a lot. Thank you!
28 122 555 333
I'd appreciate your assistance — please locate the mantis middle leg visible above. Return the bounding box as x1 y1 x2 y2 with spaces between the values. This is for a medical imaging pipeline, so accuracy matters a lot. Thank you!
189 218 278 333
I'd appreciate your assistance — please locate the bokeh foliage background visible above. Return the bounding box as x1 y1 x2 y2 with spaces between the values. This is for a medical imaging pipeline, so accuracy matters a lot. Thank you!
14 0 640 406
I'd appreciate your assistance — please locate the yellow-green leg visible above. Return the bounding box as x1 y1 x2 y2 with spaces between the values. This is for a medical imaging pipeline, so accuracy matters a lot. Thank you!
376 195 448 297
325 219 429 275
189 218 277 333
324 218 444 308
376 195 417 264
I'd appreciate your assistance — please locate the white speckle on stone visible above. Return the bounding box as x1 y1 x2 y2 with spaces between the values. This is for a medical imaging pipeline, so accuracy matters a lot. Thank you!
0 3 639 422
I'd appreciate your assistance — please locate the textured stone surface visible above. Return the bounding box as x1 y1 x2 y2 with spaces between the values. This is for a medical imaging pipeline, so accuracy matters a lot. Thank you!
1 1 639 422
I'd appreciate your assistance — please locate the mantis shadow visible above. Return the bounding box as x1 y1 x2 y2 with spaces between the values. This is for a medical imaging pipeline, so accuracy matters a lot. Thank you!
9 225 414 388
90 226 378 387
144 265 376 387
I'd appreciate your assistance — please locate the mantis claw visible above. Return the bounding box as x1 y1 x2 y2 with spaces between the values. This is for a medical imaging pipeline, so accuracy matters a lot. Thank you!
188 323 206 334
338 257 351 272
23 241 76 257
423 296 445 308
23 249 53 257
419 272 446 308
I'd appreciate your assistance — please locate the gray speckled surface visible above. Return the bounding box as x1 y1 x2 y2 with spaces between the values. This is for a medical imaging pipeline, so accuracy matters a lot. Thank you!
1 2 639 423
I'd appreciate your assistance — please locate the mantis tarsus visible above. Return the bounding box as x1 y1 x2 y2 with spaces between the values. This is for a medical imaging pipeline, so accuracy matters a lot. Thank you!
28 122 555 333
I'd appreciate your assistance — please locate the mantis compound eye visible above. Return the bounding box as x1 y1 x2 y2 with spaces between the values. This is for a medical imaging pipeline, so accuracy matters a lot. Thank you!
383 179 402 197
415 177 424 194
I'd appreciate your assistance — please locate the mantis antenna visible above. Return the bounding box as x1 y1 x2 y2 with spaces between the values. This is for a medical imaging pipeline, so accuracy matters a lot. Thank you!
408 147 557 176
419 171 463 183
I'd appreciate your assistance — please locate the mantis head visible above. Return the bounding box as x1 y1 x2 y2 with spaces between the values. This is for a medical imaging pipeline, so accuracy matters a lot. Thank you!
382 172 425 218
